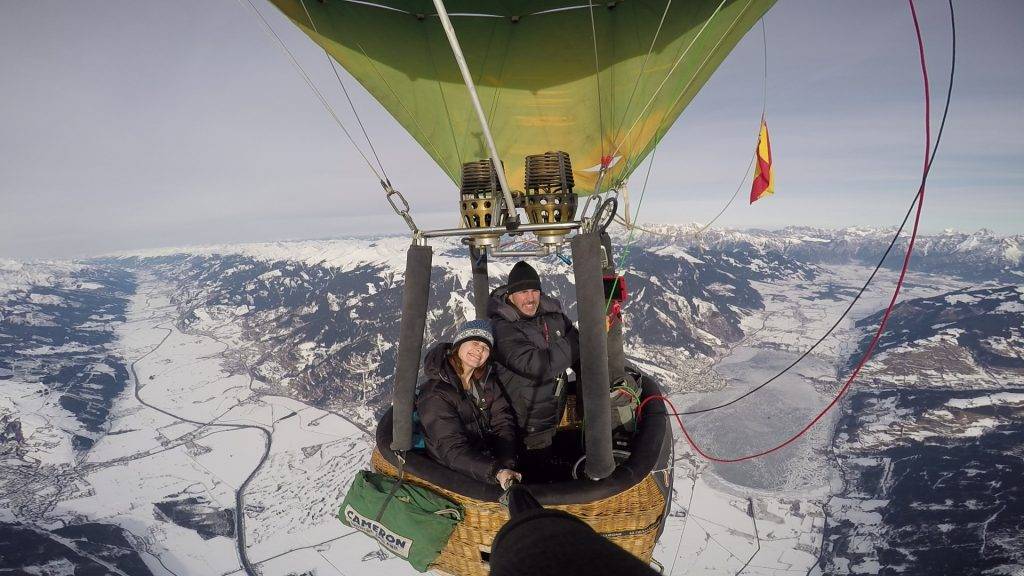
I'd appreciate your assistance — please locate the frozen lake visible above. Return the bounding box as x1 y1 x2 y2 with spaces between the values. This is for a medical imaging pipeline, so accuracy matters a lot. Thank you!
672 346 838 492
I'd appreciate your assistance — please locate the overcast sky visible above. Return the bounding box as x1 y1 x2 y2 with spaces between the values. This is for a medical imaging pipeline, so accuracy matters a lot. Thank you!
2 1 1022 260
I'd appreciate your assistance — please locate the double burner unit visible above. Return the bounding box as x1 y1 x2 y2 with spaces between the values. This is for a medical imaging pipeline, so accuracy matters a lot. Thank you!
458 151 579 250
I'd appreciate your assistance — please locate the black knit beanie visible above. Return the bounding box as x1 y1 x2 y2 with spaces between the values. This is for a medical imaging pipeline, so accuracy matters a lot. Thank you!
507 261 541 294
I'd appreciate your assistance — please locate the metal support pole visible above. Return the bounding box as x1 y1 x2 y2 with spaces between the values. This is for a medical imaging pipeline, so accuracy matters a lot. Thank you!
571 232 614 480
487 246 555 258
470 246 489 319
421 221 578 239
391 244 433 451
431 0 519 226
602 232 627 383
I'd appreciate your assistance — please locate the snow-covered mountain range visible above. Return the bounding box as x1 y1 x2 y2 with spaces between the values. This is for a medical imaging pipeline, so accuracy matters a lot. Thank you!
98 226 1023 420
104 232 821 420
628 225 1024 283
1 225 1021 576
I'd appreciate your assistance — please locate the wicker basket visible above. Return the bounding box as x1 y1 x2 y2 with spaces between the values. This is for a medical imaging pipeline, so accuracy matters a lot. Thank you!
371 449 665 576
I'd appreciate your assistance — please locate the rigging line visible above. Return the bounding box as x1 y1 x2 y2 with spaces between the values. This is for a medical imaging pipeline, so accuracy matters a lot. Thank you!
615 0 754 183
337 0 410 15
601 5 748 254
611 0 673 143
531 5 595 16
609 0 732 161
422 22 465 169
432 0 518 217
611 151 755 237
614 16 765 238
760 17 767 118
298 0 389 181
675 0 955 418
320 0 667 20
239 0 383 182
689 153 754 235
349 38 454 181
599 7 720 313
457 19 500 155
637 0 945 463
587 0 606 166
602 123 662 316
486 26 512 127
339 0 452 177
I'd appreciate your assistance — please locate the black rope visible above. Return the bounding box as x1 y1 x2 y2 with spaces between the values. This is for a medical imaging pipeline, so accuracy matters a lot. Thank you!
678 0 956 417
299 0 390 180
240 0 386 182
422 20 465 169
374 454 407 521
587 0 606 167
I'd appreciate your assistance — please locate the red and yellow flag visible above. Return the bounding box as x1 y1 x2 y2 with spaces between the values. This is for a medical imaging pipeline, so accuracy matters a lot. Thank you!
750 119 774 204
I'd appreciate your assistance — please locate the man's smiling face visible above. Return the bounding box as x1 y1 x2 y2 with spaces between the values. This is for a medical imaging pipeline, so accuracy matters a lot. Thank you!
509 289 540 317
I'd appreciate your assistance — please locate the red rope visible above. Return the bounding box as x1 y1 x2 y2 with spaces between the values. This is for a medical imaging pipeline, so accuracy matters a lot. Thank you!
637 0 932 464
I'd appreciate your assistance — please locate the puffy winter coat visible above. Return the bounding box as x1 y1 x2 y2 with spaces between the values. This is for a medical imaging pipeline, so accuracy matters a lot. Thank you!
415 343 518 484
488 286 580 448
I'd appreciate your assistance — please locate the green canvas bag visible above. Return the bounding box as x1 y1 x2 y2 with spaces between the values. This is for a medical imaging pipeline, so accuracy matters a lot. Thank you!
339 470 463 572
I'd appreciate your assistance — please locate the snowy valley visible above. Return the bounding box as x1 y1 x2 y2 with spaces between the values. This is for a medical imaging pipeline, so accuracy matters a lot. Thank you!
1 226 1021 576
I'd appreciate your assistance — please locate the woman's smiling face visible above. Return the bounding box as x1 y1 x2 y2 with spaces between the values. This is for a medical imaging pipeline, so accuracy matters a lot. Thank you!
457 339 490 370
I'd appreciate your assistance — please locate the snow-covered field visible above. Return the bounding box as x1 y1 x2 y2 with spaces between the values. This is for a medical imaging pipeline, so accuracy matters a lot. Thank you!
37 275 838 576
4 231 1020 575
112 282 402 575
0 280 400 575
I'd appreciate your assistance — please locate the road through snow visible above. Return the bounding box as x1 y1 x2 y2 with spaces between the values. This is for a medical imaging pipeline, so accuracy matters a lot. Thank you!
125 286 271 575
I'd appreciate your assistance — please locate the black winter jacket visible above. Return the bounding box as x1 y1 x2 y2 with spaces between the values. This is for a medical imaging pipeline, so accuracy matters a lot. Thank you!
415 343 518 484
488 286 580 448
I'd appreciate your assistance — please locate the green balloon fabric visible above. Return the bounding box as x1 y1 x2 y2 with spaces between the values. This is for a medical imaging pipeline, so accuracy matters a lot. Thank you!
270 0 774 194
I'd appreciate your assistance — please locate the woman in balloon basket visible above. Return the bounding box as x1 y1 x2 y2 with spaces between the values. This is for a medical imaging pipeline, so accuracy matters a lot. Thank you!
416 319 523 490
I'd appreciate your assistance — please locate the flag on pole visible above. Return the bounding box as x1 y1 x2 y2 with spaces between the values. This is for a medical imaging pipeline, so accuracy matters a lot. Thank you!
750 119 774 204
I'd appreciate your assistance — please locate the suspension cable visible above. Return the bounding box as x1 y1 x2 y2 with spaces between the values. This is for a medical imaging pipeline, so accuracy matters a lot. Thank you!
238 0 386 184
609 0 734 164
603 131 662 316
674 0 955 417
601 1 756 313
612 151 754 238
587 1 607 180
431 0 519 224
298 0 390 182
351 39 452 181
613 17 766 239
611 1 673 147
637 0 950 463
422 23 466 170
586 1 672 231
617 0 755 185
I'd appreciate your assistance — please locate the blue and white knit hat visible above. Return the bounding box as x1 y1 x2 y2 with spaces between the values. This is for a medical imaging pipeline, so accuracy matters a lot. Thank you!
452 319 494 350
